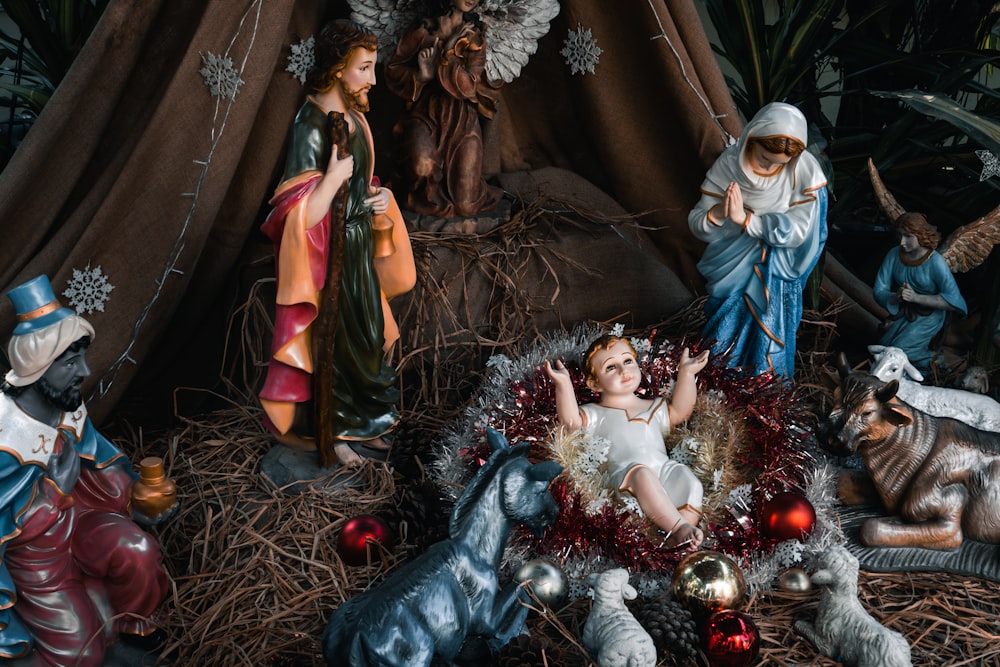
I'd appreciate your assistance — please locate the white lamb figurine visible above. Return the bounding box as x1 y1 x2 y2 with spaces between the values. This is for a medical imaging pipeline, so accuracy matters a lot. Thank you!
868 345 1000 432
583 568 657 667
795 545 911 667
957 365 990 394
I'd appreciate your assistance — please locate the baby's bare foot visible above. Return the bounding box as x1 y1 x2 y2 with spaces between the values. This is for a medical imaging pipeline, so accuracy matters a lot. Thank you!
665 520 704 549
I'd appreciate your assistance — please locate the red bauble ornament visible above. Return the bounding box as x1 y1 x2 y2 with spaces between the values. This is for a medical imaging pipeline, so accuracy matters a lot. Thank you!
759 491 816 540
337 515 394 566
704 610 760 667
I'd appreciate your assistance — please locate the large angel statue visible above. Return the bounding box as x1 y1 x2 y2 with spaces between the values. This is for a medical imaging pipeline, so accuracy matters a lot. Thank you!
348 0 559 219
868 158 1000 370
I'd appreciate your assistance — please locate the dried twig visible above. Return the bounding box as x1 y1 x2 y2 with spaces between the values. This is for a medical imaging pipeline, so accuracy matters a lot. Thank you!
111 197 1000 666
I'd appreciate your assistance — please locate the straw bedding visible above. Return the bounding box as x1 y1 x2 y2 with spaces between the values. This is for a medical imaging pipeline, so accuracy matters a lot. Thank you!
117 201 1000 666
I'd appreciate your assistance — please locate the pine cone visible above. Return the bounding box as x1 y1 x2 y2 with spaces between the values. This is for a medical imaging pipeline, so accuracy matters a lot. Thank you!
634 596 702 667
495 634 573 667
384 421 435 477
382 479 452 550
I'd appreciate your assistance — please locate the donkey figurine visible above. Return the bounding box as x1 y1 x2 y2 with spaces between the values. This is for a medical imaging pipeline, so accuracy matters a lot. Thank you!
322 429 563 666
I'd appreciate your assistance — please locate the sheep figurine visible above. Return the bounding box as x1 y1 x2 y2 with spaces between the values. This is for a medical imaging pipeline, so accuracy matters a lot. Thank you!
957 365 990 395
795 545 912 667
582 568 657 667
868 345 1000 432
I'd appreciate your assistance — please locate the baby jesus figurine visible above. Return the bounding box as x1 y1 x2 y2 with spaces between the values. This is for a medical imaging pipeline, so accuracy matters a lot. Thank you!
545 335 710 548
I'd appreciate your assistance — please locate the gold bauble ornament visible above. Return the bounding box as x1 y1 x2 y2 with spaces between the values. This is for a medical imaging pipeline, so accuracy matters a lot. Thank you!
776 567 812 593
671 550 747 622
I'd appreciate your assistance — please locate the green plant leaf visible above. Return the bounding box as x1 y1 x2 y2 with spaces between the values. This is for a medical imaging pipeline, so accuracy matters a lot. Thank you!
702 0 901 118
0 0 109 119
0 82 50 112
872 89 1000 156
2 0 66 82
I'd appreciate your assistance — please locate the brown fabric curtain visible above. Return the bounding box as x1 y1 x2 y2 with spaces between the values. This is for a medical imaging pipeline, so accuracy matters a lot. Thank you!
0 0 328 421
0 0 740 422
495 0 742 287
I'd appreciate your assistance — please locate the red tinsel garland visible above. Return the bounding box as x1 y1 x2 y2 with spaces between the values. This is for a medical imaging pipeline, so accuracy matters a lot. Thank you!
457 332 819 576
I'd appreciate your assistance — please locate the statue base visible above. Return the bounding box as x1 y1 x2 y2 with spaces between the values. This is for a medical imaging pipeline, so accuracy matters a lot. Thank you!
840 503 1000 583
7 641 161 667
403 197 512 234
260 442 367 495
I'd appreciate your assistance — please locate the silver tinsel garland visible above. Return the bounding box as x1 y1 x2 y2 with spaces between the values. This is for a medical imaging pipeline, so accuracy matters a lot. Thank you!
429 325 845 598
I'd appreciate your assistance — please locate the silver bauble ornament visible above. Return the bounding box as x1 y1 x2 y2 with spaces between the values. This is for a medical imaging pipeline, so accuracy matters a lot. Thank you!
513 558 568 608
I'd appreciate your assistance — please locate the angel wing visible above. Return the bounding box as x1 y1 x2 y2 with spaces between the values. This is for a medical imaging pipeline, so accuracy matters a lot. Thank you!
479 0 560 84
347 0 426 62
869 157 1000 273
940 202 1000 273
867 158 907 222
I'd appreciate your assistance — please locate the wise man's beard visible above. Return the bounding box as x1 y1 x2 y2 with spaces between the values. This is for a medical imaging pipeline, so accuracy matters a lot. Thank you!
341 82 370 113
36 377 83 413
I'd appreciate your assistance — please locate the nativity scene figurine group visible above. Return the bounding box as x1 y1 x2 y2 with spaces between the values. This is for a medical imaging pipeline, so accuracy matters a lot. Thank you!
4 5 1000 667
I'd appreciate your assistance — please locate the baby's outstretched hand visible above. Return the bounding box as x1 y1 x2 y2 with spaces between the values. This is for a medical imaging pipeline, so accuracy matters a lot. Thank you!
678 348 710 375
544 359 571 386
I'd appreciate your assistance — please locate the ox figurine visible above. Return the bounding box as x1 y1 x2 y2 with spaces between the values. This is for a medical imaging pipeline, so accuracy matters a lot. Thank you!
821 355 1000 550
868 345 1000 433
322 428 563 666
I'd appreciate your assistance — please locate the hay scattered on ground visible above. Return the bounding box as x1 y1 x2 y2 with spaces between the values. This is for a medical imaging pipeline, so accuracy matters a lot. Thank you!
508 573 1000 667
392 198 644 412
748 572 1000 666
136 403 403 666
132 401 1000 667
120 207 1000 666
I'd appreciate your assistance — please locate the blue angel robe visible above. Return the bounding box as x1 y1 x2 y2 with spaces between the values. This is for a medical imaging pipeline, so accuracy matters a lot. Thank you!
873 248 967 371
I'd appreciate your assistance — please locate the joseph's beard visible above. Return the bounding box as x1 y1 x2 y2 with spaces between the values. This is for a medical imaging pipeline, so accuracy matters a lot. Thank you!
36 378 83 412
342 84 370 113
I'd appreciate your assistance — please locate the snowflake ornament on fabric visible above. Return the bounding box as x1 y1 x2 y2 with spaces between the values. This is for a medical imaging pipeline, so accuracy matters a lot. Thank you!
200 52 244 99
633 572 671 599
561 24 602 76
712 468 725 492
63 264 115 315
576 434 611 479
620 494 641 516
285 36 315 85
976 149 999 182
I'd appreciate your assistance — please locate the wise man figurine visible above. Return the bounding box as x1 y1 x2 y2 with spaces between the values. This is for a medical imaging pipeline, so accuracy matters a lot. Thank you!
0 275 171 667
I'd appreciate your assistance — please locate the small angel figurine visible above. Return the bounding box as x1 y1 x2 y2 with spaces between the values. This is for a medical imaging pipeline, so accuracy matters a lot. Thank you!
348 0 559 219
545 335 710 548
868 159 1000 371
